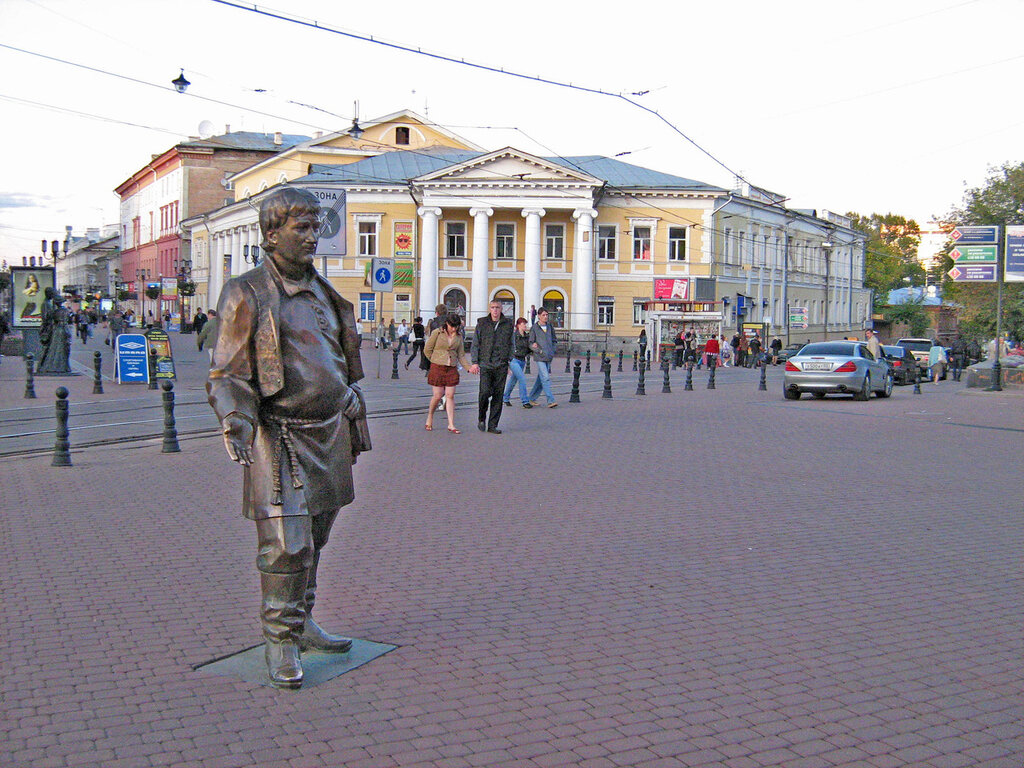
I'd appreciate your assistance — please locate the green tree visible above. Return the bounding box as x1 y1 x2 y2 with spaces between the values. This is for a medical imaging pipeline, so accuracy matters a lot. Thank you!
883 298 929 337
848 212 926 308
942 161 1024 342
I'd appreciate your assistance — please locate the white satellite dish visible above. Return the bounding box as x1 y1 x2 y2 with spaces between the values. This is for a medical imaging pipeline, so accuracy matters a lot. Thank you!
198 120 215 139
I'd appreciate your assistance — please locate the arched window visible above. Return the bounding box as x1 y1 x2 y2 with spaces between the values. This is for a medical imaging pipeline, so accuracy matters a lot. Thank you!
542 289 565 328
443 287 467 317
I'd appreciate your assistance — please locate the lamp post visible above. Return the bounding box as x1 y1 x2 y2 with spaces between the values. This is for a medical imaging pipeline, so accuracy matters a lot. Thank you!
822 239 833 341
135 268 150 327
174 258 193 331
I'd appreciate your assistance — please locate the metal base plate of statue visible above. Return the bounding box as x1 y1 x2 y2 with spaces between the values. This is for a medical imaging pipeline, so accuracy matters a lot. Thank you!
196 638 396 689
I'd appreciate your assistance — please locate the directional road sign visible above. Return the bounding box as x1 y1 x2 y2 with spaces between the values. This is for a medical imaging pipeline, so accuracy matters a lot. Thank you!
950 225 998 244
950 245 998 262
948 264 996 282
370 257 394 292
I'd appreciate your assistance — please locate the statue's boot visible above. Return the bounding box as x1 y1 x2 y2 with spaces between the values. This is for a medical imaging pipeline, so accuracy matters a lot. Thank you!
260 572 308 688
298 551 353 653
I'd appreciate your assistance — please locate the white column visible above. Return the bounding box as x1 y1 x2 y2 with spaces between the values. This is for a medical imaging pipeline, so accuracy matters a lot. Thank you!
522 208 545 314
469 207 493 324
231 228 242 277
208 232 224 311
417 207 442 317
572 208 598 331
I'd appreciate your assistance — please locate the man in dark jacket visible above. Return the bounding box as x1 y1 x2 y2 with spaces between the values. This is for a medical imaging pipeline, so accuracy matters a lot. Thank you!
472 300 513 433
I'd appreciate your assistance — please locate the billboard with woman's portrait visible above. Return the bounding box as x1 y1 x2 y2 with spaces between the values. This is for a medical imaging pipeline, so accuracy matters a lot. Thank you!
10 266 56 329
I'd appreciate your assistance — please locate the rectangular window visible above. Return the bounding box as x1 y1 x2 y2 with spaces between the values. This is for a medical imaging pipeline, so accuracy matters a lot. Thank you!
632 298 647 325
445 222 466 258
668 227 687 261
632 226 652 260
358 221 378 258
359 293 376 322
545 224 564 259
597 225 617 260
597 296 615 325
495 223 515 260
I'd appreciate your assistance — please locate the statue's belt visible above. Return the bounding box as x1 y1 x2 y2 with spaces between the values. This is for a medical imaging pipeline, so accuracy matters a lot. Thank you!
263 413 330 506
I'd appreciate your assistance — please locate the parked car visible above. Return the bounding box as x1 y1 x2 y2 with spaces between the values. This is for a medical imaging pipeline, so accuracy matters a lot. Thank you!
882 344 920 385
783 341 893 400
775 342 805 364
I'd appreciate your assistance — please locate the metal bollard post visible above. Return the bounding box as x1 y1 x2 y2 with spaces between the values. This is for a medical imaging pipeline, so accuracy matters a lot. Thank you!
602 357 613 399
525 356 531 374
391 348 400 380
585 350 591 373
646 350 651 369
617 350 623 372
661 358 672 393
24 353 37 399
758 361 768 391
684 362 694 391
52 387 71 466
148 349 158 390
913 369 922 395
570 360 582 403
636 358 647 396
564 349 571 373
93 351 104 394
632 350 638 371
707 355 717 389
161 380 181 453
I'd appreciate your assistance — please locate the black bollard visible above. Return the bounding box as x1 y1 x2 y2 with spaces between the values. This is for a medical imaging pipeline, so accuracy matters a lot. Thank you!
636 358 647 396
758 362 768 391
24 353 37 399
161 380 181 453
585 350 591 373
913 369 922 395
707 356 717 389
391 348 400 380
52 387 71 467
525 356 531 374
684 362 694 391
617 350 623 372
646 350 651 369
632 350 638 371
570 360 582 403
93 351 104 394
148 349 158 390
602 357 613 399
564 349 571 373
661 358 672 393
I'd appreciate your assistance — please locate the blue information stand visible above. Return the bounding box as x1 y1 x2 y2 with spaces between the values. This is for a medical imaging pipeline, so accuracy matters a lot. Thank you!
115 334 150 384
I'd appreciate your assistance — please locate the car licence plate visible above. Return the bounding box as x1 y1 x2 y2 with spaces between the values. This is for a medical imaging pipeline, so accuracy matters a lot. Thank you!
803 362 832 371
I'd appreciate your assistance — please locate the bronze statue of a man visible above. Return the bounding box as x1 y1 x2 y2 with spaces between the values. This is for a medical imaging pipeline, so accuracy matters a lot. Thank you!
207 187 369 688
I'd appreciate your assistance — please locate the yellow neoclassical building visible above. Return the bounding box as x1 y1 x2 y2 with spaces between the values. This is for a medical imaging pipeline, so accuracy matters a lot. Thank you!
182 110 869 349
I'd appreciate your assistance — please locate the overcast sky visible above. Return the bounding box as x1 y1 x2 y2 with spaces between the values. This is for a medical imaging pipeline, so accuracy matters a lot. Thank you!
1 0 1021 261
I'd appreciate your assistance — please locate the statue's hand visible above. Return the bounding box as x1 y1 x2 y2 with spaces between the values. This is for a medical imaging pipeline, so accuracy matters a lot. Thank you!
222 413 255 466
342 383 365 420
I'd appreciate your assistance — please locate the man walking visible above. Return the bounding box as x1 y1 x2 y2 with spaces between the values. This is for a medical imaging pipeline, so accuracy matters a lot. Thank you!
396 319 410 354
472 300 513 433
865 329 881 361
950 334 966 381
207 187 368 689
527 308 558 407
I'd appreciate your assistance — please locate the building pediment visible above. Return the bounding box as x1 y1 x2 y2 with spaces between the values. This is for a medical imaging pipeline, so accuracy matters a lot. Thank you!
415 147 602 187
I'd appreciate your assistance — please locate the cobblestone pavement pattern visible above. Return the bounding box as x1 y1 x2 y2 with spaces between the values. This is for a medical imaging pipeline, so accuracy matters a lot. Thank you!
1 335 1022 767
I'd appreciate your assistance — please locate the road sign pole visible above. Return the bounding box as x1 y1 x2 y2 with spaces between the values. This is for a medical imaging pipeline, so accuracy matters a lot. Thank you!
988 228 1004 392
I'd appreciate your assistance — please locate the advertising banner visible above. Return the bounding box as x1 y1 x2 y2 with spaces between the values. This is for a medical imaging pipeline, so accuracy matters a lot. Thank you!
10 266 56 329
145 328 176 379
161 277 178 302
653 278 689 300
394 221 414 257
1005 225 1024 282
115 334 150 384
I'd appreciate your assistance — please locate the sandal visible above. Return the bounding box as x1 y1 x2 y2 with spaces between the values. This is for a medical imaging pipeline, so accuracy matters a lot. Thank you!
447 427 461 434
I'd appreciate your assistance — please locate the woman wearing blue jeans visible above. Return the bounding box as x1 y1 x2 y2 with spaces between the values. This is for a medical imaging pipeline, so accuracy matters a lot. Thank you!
503 317 533 408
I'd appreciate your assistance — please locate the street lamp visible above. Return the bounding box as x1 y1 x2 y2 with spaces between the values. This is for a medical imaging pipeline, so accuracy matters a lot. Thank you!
171 69 191 94
822 239 834 341
243 245 261 265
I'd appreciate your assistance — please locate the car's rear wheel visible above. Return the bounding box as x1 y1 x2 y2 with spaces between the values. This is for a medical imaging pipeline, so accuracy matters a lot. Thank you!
876 373 893 398
783 386 800 400
854 374 870 401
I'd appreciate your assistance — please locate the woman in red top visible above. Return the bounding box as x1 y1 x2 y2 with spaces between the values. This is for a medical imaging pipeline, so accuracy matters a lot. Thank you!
704 334 720 366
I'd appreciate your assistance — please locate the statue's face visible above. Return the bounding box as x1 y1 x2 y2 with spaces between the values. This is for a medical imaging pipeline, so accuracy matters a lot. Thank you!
267 210 319 271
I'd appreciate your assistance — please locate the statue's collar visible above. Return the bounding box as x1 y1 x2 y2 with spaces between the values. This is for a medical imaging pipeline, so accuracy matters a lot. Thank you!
265 257 317 297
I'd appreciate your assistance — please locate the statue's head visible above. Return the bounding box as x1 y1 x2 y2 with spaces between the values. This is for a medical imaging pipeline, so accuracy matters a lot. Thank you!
258 189 317 274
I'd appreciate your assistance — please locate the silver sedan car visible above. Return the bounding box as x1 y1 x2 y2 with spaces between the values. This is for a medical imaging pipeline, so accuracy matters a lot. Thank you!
783 341 893 400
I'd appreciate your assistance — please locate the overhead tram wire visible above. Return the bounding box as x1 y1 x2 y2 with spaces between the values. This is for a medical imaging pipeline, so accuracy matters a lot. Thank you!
0 93 184 137
208 0 757 192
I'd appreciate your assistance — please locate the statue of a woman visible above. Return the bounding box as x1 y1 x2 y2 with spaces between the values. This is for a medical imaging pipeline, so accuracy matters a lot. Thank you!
38 288 72 374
